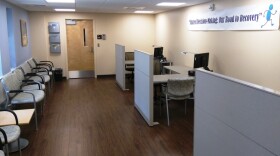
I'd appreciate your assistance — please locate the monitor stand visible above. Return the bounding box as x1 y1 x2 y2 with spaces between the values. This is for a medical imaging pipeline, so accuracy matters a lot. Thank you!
203 66 213 72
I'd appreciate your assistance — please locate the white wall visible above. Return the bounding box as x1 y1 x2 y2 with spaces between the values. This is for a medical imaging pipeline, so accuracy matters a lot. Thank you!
155 0 280 91
29 12 155 77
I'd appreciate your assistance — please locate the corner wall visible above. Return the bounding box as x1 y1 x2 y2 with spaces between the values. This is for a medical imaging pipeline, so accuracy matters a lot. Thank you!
29 12 155 77
155 0 280 91
0 0 31 74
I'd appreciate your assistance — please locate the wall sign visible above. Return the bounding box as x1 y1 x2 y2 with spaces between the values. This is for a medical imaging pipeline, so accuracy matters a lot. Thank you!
188 1 280 30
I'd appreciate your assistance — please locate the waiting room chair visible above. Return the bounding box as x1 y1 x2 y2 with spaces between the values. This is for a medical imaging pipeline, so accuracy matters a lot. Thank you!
165 78 194 126
0 113 21 156
0 128 5 156
13 68 45 91
0 85 22 156
27 59 54 88
1 73 45 130
125 52 134 80
31 58 55 72
20 62 50 94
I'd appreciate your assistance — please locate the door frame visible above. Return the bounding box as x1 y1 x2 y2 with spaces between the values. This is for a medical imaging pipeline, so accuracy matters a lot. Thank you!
65 19 97 79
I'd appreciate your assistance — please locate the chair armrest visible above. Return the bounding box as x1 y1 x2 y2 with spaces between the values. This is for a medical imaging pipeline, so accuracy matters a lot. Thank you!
40 61 54 67
8 90 24 94
25 73 38 76
0 128 8 146
31 67 50 75
22 79 34 83
23 81 42 90
25 73 45 83
37 63 52 70
0 109 19 125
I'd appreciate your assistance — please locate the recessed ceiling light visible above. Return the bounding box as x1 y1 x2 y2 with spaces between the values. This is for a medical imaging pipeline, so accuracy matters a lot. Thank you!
134 11 154 14
54 9 75 12
46 0 75 3
156 2 186 7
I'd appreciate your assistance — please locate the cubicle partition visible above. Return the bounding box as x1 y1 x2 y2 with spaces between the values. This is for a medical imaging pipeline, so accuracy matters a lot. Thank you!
134 50 154 126
194 69 280 156
115 44 126 90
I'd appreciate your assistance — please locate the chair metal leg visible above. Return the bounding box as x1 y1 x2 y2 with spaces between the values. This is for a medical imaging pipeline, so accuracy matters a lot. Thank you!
33 101 38 131
185 100 187 115
166 94 170 126
48 82 51 95
159 101 162 116
41 100 44 115
18 139 21 156
5 144 9 156
42 96 46 116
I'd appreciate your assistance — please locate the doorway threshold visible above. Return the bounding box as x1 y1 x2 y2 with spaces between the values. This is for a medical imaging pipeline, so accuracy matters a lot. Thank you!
69 70 95 78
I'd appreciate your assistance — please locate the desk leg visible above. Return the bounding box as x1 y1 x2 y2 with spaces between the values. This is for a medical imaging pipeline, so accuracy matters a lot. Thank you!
5 138 29 153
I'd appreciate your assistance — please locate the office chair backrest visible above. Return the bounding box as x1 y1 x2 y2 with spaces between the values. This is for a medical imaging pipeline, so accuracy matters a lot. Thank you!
167 78 194 96
125 52 134 60
154 59 161 75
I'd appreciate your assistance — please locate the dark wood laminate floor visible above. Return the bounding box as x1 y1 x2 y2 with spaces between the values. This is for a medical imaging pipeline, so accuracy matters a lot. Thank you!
12 76 194 156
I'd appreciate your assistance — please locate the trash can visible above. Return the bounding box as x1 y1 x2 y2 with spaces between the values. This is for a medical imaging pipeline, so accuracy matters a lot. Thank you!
54 68 63 81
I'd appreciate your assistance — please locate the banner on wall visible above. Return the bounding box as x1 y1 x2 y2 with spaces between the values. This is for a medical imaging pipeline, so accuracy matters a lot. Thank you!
188 2 280 30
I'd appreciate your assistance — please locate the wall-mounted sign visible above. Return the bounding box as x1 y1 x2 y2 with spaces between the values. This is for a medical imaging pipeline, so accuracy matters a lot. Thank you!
188 1 280 30
97 34 106 40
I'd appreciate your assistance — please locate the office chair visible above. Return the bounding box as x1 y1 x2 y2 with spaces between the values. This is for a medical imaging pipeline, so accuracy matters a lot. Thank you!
125 52 134 80
165 78 194 126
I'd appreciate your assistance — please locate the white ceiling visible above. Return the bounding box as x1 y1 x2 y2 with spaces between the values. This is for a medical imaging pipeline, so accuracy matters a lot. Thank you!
6 0 212 14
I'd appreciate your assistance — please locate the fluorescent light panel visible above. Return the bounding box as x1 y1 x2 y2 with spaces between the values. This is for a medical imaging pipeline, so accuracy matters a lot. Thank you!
54 9 75 12
156 2 185 6
134 11 154 14
46 0 75 3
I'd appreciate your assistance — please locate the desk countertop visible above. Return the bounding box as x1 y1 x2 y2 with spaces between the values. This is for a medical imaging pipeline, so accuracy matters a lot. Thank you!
153 74 194 84
164 66 193 74
0 109 35 126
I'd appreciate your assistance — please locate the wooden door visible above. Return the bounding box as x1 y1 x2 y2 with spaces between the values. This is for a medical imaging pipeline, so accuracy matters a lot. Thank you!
66 20 94 78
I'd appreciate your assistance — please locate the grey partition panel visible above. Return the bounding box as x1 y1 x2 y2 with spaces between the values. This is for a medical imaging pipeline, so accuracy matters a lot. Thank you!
194 69 280 156
115 44 126 90
134 50 154 126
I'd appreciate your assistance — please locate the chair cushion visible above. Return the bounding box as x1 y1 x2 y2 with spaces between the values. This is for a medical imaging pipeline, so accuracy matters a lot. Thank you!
29 75 50 83
168 94 191 100
21 84 46 90
167 78 194 96
11 90 45 104
37 71 53 76
0 150 4 156
0 125 20 143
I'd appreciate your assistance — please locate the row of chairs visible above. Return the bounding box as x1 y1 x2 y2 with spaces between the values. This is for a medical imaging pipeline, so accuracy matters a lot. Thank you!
0 58 55 156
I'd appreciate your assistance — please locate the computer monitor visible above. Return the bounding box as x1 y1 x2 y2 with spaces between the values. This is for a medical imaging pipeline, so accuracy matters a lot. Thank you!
193 52 209 70
154 47 163 59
